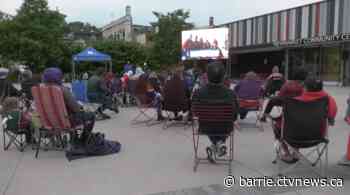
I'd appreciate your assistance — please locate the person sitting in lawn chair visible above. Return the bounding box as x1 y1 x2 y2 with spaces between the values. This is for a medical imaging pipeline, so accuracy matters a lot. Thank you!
260 67 307 162
234 71 264 120
42 67 96 143
1 97 33 149
163 70 190 122
265 76 337 163
87 68 118 119
192 62 239 161
264 66 285 97
135 74 164 121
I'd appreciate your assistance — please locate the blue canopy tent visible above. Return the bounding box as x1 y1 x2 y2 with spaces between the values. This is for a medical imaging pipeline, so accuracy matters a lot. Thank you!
72 47 112 79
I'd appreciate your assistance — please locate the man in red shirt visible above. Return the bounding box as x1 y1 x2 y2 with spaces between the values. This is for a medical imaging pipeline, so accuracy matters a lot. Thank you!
294 77 337 132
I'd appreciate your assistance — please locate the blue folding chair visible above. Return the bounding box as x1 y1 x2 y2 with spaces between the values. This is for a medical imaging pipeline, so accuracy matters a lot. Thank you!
71 80 88 103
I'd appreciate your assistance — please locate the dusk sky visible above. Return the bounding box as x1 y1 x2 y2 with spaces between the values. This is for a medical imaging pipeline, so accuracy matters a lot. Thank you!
2 0 321 27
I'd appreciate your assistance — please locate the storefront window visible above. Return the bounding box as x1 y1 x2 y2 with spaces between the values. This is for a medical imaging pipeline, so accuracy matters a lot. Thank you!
289 46 341 82
321 47 341 82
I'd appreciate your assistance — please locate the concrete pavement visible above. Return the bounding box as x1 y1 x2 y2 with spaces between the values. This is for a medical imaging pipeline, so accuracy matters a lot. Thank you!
1 86 350 195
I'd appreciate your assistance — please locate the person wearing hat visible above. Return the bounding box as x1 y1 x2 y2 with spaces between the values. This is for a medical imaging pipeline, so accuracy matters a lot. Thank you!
192 62 239 162
42 67 96 143
0 68 21 104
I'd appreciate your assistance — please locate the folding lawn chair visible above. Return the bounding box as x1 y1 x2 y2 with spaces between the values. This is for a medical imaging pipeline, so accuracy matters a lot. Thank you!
72 80 101 114
273 97 329 176
2 111 28 152
32 84 82 158
238 98 264 131
131 93 159 126
162 78 190 129
191 102 235 175
265 77 285 98
71 80 88 103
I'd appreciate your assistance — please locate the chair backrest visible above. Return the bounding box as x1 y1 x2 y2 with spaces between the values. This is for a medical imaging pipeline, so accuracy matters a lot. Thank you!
192 102 234 123
283 97 328 143
235 80 263 99
2 111 21 132
72 80 88 103
163 78 188 112
31 84 72 131
270 78 285 90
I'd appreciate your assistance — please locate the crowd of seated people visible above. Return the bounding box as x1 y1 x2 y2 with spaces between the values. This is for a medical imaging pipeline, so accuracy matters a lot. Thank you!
1 62 346 166
0 67 97 146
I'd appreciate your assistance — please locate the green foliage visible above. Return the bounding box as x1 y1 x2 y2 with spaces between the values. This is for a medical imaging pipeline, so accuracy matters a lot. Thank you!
0 0 66 72
150 9 193 68
93 40 149 73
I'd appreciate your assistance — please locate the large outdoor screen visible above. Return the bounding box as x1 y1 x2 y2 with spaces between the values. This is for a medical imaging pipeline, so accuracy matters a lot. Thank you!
181 28 229 60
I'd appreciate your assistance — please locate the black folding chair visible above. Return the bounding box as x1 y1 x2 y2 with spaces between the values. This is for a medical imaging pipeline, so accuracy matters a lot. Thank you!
2 111 28 152
265 78 285 97
274 97 329 176
162 78 190 129
191 102 235 175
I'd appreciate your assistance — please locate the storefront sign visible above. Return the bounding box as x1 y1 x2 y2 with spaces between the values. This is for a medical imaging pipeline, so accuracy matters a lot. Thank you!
275 33 350 47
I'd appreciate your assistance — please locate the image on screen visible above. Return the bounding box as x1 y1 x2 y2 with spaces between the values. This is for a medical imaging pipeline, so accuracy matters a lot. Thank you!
181 28 229 60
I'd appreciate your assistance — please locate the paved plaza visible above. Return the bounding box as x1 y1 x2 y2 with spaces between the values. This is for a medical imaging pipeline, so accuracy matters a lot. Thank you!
1 86 350 195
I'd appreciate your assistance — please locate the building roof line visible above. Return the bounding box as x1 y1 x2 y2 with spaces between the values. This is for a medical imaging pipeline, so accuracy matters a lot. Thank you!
220 0 325 26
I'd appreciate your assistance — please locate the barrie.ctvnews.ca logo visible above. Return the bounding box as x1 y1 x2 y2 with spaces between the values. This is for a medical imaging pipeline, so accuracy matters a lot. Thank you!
224 176 344 188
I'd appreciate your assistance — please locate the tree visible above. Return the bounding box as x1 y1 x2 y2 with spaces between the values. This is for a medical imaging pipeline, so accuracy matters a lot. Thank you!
93 40 149 73
150 9 193 68
0 0 66 72
68 40 149 74
64 21 101 42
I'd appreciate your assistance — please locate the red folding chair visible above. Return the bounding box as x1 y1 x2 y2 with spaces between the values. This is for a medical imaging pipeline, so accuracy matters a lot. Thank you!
238 98 264 131
191 103 235 175
32 84 81 158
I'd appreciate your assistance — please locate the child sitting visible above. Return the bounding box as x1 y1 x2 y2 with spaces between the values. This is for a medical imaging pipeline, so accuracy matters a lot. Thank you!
1 97 33 144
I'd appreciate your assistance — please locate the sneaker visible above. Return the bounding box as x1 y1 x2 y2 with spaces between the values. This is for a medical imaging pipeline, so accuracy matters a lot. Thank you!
206 145 216 163
216 141 227 157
